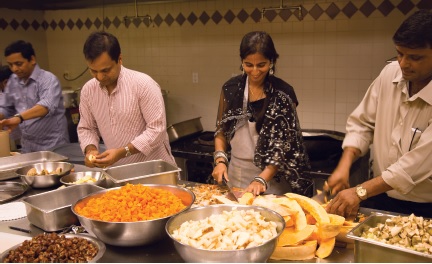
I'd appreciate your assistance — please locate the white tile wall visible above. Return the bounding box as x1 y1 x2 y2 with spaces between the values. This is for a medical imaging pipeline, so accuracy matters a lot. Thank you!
0 0 410 133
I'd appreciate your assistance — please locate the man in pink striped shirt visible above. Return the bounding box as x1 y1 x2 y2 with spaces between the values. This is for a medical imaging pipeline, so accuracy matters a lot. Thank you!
78 31 176 168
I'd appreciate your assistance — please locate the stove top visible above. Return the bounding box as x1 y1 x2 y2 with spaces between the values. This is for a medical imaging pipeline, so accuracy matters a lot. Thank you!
170 131 215 160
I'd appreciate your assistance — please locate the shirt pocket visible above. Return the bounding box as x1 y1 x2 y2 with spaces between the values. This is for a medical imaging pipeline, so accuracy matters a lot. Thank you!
408 127 422 151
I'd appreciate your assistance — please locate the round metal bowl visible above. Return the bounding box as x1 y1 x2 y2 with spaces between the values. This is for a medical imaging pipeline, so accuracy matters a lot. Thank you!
165 204 285 263
72 184 195 247
0 233 106 263
16 162 74 188
60 171 105 187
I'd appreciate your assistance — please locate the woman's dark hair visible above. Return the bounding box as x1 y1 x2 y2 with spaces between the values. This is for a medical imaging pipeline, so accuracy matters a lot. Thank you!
83 31 121 63
239 31 279 73
4 40 35 61
393 9 432 49
0 65 12 82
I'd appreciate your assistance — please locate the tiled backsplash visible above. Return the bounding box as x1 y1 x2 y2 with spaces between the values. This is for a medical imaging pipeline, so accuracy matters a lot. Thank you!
0 0 431 132
1 0 431 30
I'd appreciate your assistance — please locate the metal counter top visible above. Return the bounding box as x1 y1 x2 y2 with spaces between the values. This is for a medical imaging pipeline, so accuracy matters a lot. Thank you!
0 164 355 263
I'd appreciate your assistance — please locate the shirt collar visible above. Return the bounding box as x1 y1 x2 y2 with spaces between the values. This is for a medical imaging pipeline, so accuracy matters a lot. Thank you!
393 68 432 105
29 64 41 81
13 64 40 85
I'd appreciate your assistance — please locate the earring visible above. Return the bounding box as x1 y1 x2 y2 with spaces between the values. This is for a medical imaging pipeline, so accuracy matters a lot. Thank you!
269 64 274 75
240 64 245 75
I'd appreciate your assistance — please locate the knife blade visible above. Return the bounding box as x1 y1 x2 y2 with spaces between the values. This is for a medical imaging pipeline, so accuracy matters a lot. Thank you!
311 181 333 204
222 177 239 202
322 181 332 203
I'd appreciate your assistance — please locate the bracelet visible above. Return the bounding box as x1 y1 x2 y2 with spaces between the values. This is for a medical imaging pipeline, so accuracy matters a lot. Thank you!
215 160 228 167
252 176 268 190
213 151 228 163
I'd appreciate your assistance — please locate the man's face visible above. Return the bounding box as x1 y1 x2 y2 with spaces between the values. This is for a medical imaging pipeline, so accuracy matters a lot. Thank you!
6 52 36 80
87 52 122 90
396 45 432 85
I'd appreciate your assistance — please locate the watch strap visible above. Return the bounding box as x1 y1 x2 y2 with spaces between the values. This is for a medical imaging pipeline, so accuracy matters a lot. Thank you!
124 146 132 157
14 113 24 123
356 185 367 200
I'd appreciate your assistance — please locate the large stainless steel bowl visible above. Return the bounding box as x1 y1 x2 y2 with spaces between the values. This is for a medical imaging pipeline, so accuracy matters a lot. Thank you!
16 161 74 188
72 184 195 246
165 204 285 263
0 233 106 263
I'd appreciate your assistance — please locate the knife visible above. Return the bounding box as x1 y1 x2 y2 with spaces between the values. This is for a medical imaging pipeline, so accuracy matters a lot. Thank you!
311 181 332 204
222 176 239 202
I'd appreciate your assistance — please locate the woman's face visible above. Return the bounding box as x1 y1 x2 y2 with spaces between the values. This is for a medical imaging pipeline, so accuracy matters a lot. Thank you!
242 53 271 85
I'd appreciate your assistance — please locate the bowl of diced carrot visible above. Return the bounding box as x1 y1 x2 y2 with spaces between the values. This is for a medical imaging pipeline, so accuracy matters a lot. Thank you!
72 183 195 246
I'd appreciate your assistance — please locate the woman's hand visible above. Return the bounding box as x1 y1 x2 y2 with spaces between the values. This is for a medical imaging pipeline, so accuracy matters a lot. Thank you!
246 181 266 196
212 162 228 184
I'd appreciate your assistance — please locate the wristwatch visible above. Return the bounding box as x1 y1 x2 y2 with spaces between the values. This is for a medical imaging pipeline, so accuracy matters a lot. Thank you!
356 185 367 200
13 113 24 123
124 146 132 157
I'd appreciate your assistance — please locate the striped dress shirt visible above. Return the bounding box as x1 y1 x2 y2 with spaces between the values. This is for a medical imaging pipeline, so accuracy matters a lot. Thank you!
78 66 176 167
0 64 69 153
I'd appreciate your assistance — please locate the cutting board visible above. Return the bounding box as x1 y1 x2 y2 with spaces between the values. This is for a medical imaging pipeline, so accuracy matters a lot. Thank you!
0 232 31 254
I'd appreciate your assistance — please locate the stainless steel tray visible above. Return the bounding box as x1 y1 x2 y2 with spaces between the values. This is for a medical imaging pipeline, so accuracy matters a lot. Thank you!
23 184 105 231
347 212 432 262
104 159 180 186
0 182 28 204
0 151 68 180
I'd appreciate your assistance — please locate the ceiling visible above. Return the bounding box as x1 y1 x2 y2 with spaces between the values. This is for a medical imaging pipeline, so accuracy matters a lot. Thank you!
0 0 179 10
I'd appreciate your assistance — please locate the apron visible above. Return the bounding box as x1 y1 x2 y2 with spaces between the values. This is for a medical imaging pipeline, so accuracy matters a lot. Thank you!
228 78 293 195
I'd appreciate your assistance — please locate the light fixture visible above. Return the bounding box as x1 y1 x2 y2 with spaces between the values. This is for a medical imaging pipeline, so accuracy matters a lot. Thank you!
261 0 303 21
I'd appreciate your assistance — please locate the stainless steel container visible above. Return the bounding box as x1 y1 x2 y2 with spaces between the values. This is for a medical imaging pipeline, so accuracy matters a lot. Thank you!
72 184 195 246
347 213 432 262
17 161 74 188
167 117 203 143
22 184 105 231
104 159 180 186
0 151 68 180
60 171 106 187
165 204 285 262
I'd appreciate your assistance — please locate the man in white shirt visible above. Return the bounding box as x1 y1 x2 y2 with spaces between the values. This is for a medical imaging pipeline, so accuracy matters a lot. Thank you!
326 9 432 218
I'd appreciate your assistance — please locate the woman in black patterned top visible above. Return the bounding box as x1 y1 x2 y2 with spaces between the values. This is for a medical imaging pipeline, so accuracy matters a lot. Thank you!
212 31 313 197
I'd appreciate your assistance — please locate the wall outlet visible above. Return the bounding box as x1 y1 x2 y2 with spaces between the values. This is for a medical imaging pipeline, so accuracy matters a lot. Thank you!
192 72 198 83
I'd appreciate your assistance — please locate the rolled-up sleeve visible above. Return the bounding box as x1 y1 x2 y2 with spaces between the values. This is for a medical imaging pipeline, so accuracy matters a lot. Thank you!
35 73 62 116
383 124 432 194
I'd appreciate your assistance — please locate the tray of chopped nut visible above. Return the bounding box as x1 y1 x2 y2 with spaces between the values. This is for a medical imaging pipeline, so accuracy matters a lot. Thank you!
347 212 432 262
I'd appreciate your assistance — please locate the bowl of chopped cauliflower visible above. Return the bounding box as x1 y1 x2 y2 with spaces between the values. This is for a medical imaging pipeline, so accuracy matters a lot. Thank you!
165 204 286 262
61 171 106 187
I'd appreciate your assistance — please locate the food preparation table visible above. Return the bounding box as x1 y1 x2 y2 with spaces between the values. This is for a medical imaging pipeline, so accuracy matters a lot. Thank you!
0 164 355 263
